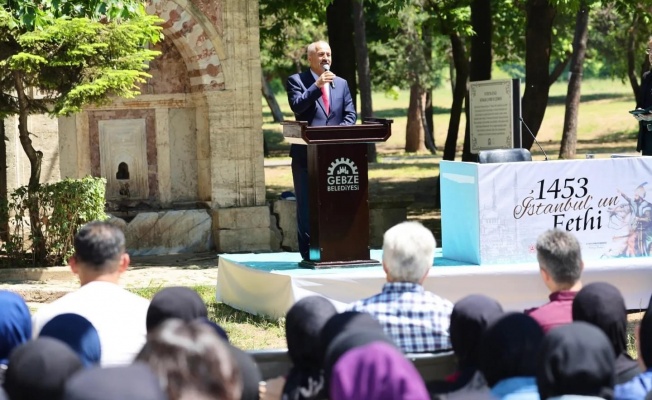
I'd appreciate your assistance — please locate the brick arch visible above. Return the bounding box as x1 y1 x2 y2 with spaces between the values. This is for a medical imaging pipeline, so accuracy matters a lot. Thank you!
147 0 226 92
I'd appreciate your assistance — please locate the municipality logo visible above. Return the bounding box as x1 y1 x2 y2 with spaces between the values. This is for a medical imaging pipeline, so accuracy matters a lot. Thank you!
327 158 359 192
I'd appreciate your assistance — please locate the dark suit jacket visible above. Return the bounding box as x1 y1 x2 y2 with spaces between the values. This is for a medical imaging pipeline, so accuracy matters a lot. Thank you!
637 70 652 153
286 70 357 166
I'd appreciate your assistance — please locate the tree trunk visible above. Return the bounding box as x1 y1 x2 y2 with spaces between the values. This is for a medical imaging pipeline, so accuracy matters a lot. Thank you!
0 119 7 242
327 0 357 109
13 71 45 263
352 0 377 162
406 83 426 152
444 33 468 161
521 0 556 150
261 74 284 123
559 1 590 159
423 17 436 153
462 0 492 162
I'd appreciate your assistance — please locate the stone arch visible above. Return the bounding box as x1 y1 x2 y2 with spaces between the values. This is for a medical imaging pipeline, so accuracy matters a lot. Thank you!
147 0 227 92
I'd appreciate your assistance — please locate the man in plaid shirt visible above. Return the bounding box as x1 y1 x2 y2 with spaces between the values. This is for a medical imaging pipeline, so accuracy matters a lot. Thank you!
348 221 453 353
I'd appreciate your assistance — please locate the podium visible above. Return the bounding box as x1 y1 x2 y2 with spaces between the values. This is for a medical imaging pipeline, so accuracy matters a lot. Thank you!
282 118 392 268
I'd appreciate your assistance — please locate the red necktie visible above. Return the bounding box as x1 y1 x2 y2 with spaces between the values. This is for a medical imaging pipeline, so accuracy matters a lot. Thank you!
321 85 330 115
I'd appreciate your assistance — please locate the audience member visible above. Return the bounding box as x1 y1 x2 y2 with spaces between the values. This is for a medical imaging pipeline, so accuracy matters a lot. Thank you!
615 298 652 399
228 344 262 400
31 221 149 366
39 313 102 367
266 296 338 400
328 340 429 400
348 221 453 353
320 312 395 390
146 286 208 333
526 229 584 333
3 337 83 400
63 363 168 400
478 313 545 400
321 313 428 400
572 282 640 384
430 294 504 399
537 322 615 400
0 290 31 384
320 311 392 359
136 319 241 400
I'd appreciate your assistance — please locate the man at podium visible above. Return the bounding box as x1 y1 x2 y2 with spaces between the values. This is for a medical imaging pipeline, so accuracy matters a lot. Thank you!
286 40 357 260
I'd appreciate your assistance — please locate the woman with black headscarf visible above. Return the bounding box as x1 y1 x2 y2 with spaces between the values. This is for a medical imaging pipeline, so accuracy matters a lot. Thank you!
478 313 545 400
429 295 503 399
572 282 640 384
537 322 615 400
261 296 338 400
3 337 84 400
321 311 429 400
615 297 652 400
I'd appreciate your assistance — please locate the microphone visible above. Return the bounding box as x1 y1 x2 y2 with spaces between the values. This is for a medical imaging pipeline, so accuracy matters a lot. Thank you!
323 64 335 89
520 117 548 161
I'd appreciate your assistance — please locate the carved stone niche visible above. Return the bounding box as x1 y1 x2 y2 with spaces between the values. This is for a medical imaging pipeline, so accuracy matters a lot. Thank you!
99 119 149 200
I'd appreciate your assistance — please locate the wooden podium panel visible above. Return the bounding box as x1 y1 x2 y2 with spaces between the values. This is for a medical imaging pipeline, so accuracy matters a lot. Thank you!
282 118 392 268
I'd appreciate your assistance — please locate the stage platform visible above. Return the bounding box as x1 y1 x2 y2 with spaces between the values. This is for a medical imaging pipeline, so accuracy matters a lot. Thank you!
215 249 652 318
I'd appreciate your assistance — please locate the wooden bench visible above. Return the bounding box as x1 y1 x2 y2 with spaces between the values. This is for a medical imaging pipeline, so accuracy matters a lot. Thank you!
248 349 457 383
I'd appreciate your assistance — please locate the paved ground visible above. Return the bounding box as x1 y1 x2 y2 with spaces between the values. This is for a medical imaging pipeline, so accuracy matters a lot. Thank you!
0 253 219 308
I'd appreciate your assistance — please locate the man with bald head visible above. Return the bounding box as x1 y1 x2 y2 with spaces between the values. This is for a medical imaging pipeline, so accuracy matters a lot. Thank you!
286 40 357 260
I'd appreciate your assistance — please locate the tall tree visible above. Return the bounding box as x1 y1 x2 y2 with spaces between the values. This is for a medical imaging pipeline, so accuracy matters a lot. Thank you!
459 0 492 162
0 1 161 261
559 1 590 159
352 0 377 162
521 0 557 150
327 0 358 109
443 32 468 160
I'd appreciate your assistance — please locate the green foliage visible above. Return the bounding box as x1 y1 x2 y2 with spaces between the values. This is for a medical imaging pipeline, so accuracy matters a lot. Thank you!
0 12 162 117
0 177 108 267
259 0 329 78
0 0 148 30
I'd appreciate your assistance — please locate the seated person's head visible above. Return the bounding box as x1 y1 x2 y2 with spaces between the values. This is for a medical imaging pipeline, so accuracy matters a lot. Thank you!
283 296 338 400
0 291 31 367
4 337 83 400
478 313 544 387
450 294 503 371
537 322 615 400
536 229 583 292
572 282 628 358
39 313 101 367
382 221 435 284
136 319 241 400
63 363 167 400
327 339 428 400
70 221 129 283
146 287 209 333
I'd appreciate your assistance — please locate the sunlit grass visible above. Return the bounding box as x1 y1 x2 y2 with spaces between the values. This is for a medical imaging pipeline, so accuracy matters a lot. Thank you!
130 286 286 350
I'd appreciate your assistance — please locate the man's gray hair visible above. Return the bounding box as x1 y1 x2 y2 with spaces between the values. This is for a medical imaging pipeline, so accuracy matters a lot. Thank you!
306 40 329 56
536 229 583 285
382 221 436 283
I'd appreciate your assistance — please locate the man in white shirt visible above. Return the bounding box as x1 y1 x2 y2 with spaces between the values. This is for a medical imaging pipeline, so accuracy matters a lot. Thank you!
32 221 149 366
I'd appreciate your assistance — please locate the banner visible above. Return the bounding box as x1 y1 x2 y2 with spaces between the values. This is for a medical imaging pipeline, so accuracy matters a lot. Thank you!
441 157 652 264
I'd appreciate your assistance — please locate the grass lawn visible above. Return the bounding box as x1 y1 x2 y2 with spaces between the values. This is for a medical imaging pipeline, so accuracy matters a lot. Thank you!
130 286 286 350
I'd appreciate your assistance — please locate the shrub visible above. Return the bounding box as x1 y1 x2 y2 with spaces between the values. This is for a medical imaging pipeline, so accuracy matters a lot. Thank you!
0 177 107 267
